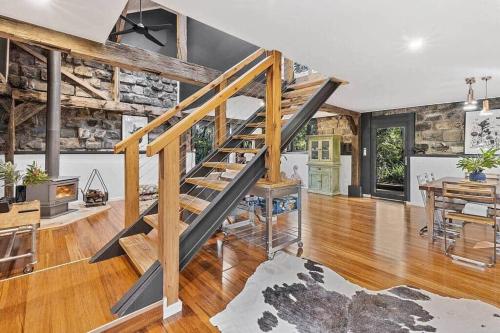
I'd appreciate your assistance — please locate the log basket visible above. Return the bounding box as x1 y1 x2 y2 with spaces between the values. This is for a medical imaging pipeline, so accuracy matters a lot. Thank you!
81 169 109 207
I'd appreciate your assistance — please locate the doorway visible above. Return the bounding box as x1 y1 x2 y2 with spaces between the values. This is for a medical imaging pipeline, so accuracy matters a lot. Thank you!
370 113 414 201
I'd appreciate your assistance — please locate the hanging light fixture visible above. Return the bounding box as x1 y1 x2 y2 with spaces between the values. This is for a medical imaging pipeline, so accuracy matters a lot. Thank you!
463 77 478 111
479 76 492 116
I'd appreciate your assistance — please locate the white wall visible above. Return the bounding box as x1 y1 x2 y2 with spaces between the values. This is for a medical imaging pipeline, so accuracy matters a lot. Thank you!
409 156 500 206
1 154 159 201
281 152 351 195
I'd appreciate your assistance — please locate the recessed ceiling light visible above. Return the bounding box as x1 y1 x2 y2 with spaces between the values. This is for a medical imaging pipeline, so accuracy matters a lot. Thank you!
407 38 424 52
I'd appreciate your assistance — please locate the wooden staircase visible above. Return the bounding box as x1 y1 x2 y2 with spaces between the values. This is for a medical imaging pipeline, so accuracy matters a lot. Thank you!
114 74 328 281
91 47 345 318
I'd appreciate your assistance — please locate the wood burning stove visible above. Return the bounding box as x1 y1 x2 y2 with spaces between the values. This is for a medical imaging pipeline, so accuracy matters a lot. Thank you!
26 177 79 218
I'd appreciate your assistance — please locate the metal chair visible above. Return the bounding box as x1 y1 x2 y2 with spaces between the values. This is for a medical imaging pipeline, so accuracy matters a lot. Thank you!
442 181 497 267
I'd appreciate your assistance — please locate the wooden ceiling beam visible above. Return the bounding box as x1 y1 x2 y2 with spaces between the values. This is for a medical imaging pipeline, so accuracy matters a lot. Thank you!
13 41 109 100
0 16 220 86
320 103 360 118
11 89 168 116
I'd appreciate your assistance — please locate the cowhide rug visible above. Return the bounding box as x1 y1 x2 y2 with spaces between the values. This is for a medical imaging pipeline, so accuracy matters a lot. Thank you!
210 253 500 332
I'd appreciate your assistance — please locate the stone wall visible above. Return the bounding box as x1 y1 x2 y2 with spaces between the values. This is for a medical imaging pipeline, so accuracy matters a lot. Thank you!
316 116 353 143
372 97 500 155
1 44 179 151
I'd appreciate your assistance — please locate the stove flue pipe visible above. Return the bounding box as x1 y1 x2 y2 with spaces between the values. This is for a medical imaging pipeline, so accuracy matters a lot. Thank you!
45 50 61 178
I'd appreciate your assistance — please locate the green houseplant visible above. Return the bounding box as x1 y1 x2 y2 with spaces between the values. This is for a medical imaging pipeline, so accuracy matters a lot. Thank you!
0 161 22 200
23 162 49 185
457 147 500 181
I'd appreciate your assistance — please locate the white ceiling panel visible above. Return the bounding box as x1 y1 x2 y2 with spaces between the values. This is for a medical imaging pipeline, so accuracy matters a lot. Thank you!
155 0 500 111
0 0 128 43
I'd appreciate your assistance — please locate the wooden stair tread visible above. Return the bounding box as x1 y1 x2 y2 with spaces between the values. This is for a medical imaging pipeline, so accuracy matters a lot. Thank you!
218 147 260 154
119 233 157 275
186 177 229 191
247 119 287 128
143 214 189 234
233 134 266 140
282 85 318 99
257 108 298 117
180 194 210 214
203 162 246 171
287 78 326 90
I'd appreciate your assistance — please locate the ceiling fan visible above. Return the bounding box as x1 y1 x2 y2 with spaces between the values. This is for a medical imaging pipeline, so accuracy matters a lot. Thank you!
110 0 172 47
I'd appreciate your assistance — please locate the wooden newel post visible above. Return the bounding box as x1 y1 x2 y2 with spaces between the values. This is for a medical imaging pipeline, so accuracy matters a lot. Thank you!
214 79 227 147
124 144 139 227
158 137 181 316
265 50 282 183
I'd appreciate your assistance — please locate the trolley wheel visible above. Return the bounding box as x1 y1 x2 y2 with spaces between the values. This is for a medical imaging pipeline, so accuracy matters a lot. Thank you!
23 264 34 274
298 241 304 248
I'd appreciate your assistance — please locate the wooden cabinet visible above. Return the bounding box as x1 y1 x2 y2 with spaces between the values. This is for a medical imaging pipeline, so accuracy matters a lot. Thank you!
307 135 340 196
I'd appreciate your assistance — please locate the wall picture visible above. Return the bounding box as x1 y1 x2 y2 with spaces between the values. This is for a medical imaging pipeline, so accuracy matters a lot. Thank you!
464 109 500 154
122 115 148 151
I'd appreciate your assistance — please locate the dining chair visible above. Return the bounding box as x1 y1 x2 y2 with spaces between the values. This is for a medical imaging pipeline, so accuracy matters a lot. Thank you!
442 181 497 267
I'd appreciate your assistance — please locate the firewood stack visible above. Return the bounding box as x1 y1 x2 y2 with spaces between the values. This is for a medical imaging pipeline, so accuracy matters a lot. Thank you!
85 189 107 206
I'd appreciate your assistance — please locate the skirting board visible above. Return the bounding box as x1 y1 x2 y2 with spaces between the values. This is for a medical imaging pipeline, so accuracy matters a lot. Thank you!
163 299 183 319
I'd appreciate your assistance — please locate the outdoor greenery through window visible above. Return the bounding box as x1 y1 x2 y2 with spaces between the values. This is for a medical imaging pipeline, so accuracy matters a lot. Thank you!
376 127 405 187
287 119 318 152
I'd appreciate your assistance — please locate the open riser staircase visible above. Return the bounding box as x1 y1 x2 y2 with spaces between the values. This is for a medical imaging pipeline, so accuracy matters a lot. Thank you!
90 49 343 317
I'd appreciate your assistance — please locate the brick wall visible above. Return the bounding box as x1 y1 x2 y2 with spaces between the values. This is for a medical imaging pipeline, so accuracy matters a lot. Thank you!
0 44 179 152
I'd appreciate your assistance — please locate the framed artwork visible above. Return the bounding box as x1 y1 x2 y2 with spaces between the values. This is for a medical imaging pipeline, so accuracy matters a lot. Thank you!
122 115 148 151
464 109 500 154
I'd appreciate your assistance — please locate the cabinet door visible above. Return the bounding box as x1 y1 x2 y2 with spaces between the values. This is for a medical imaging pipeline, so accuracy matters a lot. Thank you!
320 140 332 161
310 140 319 161
321 170 332 194
331 167 340 193
309 166 322 191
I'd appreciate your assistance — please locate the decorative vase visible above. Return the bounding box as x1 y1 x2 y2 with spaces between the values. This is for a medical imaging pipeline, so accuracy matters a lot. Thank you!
469 170 486 182
15 185 26 202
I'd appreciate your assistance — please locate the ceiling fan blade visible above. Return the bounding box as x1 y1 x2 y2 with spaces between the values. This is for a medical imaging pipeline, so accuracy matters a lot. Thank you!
120 15 137 26
144 32 165 47
146 24 173 31
110 27 136 37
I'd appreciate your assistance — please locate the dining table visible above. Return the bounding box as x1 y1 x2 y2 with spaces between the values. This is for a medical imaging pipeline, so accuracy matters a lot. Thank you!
418 177 500 244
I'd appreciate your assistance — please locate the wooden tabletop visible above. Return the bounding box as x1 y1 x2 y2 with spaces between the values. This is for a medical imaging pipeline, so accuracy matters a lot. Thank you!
0 200 40 229
419 177 500 195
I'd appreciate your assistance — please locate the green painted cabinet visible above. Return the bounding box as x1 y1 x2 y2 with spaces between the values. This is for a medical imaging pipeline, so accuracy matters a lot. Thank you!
307 135 341 196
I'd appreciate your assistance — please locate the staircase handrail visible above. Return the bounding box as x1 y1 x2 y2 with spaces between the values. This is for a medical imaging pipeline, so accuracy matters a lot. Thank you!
146 54 273 156
114 48 266 153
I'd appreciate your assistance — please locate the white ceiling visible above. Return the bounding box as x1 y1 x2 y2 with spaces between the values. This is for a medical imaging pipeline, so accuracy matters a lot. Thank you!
0 0 128 43
1 0 500 112
155 0 500 112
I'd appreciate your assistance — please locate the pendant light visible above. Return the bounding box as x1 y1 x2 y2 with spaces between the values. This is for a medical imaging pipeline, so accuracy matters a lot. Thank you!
479 76 492 116
463 77 478 111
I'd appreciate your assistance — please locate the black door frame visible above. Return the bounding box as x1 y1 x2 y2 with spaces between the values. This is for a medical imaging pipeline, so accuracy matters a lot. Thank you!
370 113 414 201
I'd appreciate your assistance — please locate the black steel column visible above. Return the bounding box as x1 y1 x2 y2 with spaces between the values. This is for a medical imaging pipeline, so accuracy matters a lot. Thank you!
46 50 61 178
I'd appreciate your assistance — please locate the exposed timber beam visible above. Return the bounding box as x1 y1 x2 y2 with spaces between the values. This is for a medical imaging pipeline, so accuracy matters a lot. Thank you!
11 89 167 116
13 41 109 100
320 103 360 118
0 82 11 95
350 115 360 188
13 102 45 126
0 17 219 86
176 14 187 61
114 2 129 44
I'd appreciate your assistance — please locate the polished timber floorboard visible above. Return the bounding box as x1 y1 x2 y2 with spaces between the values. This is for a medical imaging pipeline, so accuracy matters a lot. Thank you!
0 193 499 332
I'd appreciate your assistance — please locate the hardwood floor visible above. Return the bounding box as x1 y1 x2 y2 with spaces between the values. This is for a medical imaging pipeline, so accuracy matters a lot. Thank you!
0 193 499 332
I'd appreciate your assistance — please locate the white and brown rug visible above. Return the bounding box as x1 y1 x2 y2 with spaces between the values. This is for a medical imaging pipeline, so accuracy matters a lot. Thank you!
211 253 500 333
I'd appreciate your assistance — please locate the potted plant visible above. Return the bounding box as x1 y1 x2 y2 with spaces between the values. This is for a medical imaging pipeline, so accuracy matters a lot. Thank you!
24 162 50 202
0 161 22 202
457 147 500 181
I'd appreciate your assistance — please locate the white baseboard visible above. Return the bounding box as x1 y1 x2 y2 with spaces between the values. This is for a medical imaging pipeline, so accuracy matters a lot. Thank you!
163 299 182 319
